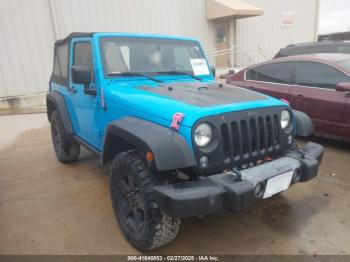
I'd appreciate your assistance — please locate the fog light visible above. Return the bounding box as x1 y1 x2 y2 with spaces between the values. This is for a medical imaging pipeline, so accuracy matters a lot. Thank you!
199 156 209 169
292 169 301 183
254 182 265 199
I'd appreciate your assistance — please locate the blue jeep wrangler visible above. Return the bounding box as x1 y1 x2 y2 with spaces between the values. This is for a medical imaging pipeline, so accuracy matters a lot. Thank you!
47 32 324 251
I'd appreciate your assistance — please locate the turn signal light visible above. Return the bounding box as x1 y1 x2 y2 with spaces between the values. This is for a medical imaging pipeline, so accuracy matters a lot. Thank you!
146 152 154 162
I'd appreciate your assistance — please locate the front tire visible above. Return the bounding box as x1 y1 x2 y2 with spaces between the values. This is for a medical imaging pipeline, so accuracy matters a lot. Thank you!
110 150 181 251
50 110 80 163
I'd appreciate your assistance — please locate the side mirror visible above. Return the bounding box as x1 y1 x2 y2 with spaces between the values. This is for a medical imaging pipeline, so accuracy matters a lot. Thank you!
72 65 91 85
335 83 350 92
72 66 96 96
229 69 236 75
211 66 216 78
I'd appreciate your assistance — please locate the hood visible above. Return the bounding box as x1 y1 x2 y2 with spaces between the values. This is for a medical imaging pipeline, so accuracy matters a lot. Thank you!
104 81 288 127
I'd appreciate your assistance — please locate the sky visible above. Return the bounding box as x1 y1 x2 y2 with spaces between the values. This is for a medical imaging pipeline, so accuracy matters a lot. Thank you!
318 0 350 34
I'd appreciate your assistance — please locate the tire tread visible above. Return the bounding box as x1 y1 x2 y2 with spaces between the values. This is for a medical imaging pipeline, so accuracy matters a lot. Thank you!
50 110 80 163
110 150 181 251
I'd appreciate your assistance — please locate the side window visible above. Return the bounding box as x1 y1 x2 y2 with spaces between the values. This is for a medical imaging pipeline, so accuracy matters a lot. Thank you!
285 47 305 56
296 61 349 89
337 45 350 54
305 45 333 54
52 42 68 80
53 55 60 76
56 43 68 78
73 42 94 81
246 62 294 84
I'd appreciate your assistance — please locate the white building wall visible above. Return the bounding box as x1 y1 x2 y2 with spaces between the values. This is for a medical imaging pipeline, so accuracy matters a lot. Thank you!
235 0 319 63
0 0 319 99
0 0 56 97
51 0 214 50
0 0 214 98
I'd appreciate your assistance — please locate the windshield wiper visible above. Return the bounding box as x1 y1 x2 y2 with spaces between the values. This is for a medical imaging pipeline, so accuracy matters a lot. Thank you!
156 71 202 81
108 72 162 83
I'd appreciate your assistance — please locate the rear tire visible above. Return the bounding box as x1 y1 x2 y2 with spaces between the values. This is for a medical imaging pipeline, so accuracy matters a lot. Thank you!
50 110 80 163
110 150 181 251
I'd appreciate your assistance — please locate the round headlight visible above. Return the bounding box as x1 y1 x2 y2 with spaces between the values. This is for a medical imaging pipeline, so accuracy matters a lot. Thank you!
281 110 291 129
194 123 212 147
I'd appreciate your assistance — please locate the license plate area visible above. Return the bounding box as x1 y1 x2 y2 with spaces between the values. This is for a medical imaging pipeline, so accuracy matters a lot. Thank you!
263 171 293 199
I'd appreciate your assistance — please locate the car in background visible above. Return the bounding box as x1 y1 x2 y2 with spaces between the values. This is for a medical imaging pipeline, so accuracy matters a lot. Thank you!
274 41 350 58
226 53 350 142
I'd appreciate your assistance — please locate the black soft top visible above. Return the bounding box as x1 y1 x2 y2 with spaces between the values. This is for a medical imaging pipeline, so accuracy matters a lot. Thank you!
55 32 94 46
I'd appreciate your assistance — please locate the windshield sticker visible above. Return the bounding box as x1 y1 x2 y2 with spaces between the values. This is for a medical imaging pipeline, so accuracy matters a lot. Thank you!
190 59 210 76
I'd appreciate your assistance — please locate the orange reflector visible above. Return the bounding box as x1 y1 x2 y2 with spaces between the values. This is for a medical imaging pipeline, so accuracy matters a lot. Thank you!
146 152 154 162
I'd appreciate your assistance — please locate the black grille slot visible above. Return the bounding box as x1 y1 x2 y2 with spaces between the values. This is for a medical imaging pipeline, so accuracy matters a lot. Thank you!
273 115 280 146
241 120 249 155
221 123 230 161
266 115 273 149
250 118 258 153
220 113 281 162
231 122 240 158
258 116 266 151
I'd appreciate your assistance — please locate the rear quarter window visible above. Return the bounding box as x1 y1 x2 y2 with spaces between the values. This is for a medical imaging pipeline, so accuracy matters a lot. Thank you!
51 42 69 85
53 56 60 76
52 42 68 79
283 47 307 56
296 61 349 89
337 45 350 54
56 43 68 77
305 45 333 54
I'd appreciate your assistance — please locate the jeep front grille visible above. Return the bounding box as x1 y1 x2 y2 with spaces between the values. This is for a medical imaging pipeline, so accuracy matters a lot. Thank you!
220 114 280 162
192 106 291 175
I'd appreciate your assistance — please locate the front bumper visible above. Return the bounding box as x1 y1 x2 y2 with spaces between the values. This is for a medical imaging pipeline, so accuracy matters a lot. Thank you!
154 142 324 218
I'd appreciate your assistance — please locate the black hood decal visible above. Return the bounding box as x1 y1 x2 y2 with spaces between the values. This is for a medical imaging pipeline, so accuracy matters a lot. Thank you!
137 82 267 107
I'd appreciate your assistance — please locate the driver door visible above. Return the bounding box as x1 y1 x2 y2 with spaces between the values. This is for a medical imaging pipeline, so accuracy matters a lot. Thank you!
67 38 101 149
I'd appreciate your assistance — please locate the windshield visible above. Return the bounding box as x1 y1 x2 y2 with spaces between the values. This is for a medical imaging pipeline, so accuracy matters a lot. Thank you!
100 37 210 77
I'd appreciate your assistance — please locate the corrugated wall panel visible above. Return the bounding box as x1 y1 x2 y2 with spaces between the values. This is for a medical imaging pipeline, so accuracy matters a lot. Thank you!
0 0 214 97
0 0 318 98
0 0 56 97
51 0 214 50
236 0 318 62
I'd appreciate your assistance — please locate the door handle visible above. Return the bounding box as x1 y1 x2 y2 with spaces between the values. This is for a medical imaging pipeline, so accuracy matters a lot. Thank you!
67 86 77 93
295 94 304 98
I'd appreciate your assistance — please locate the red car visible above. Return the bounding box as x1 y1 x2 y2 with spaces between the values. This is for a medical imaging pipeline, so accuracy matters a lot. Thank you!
226 53 350 142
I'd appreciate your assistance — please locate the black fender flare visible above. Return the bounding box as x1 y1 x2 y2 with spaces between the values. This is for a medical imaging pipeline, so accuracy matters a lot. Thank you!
46 91 74 134
102 117 197 171
293 110 314 137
